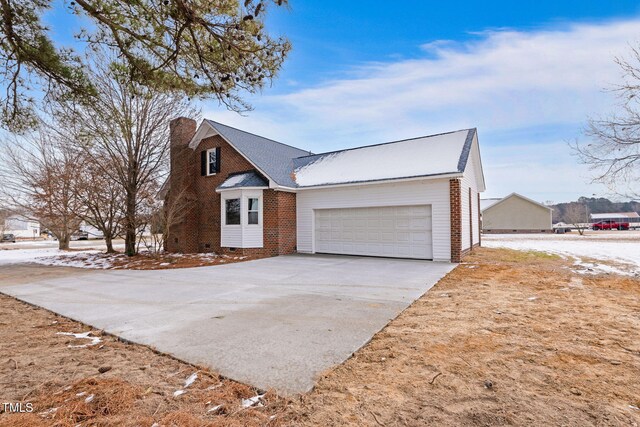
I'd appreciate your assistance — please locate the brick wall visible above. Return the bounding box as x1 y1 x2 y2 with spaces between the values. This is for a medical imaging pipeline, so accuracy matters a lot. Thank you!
218 190 297 257
450 178 462 262
166 118 198 253
193 135 256 253
166 118 297 258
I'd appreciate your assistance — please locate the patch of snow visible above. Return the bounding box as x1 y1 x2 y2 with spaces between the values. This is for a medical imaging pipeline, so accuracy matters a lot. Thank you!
56 331 102 348
160 262 171 266
207 404 223 413
219 172 253 188
173 389 186 397
572 259 630 276
184 373 198 388
84 394 94 403
0 248 89 265
527 296 538 301
241 393 265 408
293 129 469 186
483 232 640 276
39 407 58 417
76 392 86 397
35 251 114 269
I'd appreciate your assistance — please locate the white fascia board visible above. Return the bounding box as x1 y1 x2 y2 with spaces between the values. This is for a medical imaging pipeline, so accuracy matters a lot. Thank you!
188 122 218 149
294 172 463 191
215 186 268 193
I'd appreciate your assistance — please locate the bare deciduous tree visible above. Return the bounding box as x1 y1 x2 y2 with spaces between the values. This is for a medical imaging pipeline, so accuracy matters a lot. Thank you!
574 47 640 199
74 153 125 253
0 127 84 249
55 55 199 256
564 203 590 236
0 207 10 236
140 180 195 254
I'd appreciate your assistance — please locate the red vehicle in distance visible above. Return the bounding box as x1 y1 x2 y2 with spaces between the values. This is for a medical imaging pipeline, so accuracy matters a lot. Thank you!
591 220 629 230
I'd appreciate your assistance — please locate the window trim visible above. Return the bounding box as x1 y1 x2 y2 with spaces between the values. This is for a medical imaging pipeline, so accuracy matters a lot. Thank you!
247 197 260 226
206 148 217 176
224 198 241 226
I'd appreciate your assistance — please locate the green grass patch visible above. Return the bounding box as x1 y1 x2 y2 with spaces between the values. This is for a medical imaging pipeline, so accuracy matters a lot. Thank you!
491 248 561 263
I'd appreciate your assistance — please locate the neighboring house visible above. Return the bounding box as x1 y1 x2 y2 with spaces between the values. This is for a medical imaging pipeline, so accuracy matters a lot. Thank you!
590 212 640 225
481 193 552 233
78 222 105 239
4 215 41 238
165 118 486 262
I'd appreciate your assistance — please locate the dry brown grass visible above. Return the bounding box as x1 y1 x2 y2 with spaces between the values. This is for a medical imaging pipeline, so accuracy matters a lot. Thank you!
287 248 640 426
2 247 640 426
0 291 292 427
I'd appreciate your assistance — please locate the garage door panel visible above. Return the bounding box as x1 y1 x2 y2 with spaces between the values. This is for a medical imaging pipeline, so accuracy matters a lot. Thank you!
410 218 429 229
314 205 433 260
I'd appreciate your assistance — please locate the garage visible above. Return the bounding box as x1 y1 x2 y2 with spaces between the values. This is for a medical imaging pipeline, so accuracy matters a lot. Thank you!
314 205 433 259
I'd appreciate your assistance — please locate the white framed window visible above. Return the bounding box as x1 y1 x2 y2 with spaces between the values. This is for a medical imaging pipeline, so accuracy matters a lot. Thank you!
225 198 240 225
207 148 218 176
248 197 259 225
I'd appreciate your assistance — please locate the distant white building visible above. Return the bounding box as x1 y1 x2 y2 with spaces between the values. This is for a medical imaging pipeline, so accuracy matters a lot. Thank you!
4 216 41 238
79 222 105 239
590 212 640 224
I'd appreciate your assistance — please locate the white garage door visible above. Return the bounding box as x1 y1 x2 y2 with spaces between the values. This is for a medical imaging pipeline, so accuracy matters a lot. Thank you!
314 205 432 259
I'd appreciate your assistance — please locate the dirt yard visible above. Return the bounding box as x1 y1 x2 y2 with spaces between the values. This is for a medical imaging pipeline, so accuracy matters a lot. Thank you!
1 248 639 426
290 248 640 426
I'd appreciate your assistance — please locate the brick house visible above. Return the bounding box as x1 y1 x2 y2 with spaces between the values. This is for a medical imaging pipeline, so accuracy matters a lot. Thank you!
165 118 485 262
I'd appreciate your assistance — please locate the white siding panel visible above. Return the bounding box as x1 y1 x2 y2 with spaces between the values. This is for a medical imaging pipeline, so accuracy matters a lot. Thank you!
220 189 264 248
221 225 242 247
241 191 264 248
297 179 452 261
461 135 482 250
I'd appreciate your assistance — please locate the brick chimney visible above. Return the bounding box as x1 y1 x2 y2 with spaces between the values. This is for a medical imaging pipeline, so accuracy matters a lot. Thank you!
166 117 198 253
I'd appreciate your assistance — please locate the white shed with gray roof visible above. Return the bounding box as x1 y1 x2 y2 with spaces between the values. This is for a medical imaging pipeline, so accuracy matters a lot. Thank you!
481 193 552 233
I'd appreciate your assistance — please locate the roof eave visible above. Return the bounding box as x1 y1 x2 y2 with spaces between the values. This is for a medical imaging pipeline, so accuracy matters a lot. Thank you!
215 186 269 193
482 192 552 212
295 172 463 190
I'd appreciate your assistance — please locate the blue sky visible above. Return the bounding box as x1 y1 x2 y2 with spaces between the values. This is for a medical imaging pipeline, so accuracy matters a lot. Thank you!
45 1 640 203
261 0 640 90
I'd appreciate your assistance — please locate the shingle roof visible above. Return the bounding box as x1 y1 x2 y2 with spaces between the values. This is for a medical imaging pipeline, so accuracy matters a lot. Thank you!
291 128 476 187
196 120 478 189
205 120 311 188
480 198 502 211
482 193 552 212
217 171 268 190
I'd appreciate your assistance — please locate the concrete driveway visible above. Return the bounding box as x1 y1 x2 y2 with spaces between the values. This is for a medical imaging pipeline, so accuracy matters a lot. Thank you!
0 254 455 394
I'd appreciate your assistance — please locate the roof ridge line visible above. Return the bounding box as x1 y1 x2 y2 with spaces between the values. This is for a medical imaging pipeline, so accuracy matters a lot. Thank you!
294 128 475 160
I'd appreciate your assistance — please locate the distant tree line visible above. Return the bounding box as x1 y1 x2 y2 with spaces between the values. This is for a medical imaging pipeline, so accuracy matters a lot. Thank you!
551 197 640 223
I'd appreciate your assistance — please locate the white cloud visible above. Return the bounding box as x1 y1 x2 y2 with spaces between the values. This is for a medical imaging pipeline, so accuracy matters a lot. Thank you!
201 18 640 201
